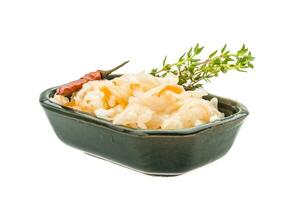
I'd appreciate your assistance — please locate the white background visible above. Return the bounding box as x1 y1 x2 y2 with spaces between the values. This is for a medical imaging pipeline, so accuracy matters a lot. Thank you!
0 0 299 199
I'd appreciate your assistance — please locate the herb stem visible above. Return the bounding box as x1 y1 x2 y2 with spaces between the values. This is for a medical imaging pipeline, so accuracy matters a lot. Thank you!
150 43 255 90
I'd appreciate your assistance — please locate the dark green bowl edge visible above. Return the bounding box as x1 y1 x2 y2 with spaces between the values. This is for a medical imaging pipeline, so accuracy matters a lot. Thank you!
40 84 248 137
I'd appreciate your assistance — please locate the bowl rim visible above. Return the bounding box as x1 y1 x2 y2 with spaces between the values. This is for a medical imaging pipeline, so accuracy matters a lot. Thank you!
40 84 248 137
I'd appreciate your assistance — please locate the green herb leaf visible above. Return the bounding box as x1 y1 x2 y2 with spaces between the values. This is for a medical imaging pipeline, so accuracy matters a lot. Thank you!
163 56 167 66
209 50 218 58
221 44 227 53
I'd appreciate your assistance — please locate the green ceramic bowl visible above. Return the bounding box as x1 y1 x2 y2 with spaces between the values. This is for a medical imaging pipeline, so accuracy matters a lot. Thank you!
40 75 249 176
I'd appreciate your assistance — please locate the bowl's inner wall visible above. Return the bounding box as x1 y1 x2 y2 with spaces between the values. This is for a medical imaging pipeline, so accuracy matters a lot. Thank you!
203 96 239 117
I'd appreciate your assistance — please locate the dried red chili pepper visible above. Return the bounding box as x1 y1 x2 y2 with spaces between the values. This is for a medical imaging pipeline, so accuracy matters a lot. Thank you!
56 60 129 97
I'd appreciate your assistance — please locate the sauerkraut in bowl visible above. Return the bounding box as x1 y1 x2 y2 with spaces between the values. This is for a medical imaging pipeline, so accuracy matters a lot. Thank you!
51 73 224 130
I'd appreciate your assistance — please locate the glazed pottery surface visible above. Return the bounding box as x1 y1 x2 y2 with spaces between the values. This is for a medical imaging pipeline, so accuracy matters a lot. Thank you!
40 75 248 176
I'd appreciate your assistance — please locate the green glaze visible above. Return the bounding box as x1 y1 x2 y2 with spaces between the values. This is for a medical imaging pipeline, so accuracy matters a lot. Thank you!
40 76 248 176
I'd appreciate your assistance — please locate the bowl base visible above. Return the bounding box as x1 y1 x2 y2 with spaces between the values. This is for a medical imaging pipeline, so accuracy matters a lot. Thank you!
84 152 183 177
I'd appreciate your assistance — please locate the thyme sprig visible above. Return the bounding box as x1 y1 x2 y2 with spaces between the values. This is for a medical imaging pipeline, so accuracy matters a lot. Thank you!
150 44 255 90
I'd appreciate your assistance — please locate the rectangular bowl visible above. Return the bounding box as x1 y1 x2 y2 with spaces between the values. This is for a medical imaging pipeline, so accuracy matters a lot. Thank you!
40 77 248 176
